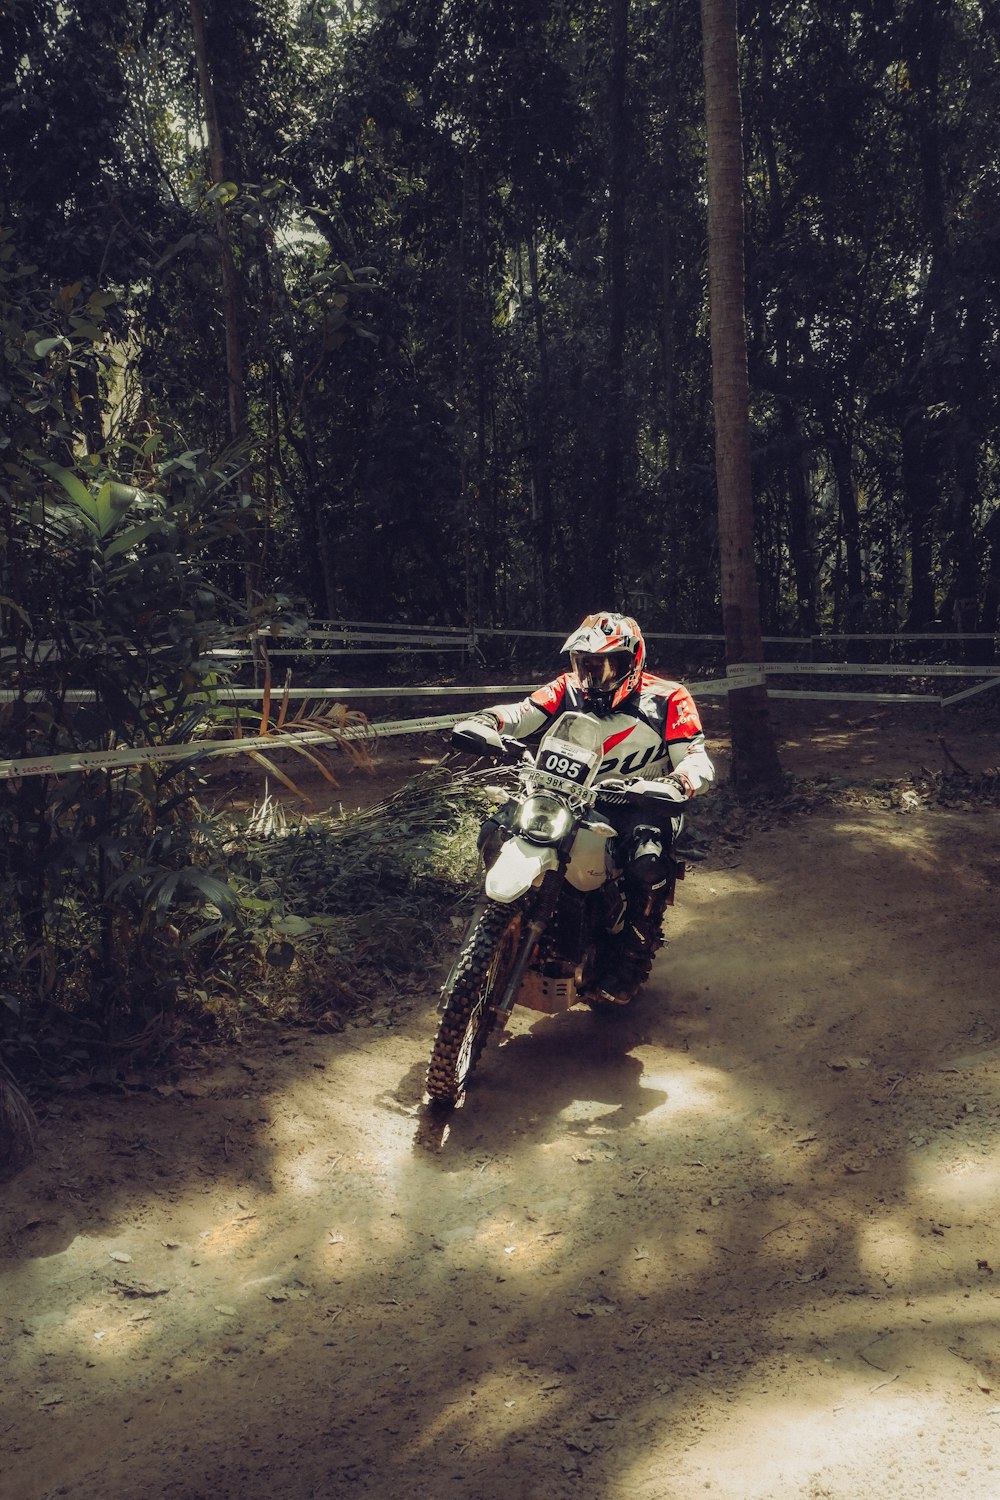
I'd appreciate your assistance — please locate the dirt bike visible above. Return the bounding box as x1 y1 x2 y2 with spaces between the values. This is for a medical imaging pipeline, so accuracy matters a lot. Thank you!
425 711 694 1107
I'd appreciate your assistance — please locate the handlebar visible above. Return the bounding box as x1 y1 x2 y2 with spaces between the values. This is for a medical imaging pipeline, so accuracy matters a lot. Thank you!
448 726 528 763
596 776 688 807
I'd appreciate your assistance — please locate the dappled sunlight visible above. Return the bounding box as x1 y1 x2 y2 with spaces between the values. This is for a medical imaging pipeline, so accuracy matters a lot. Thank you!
184 1210 262 1260
856 1216 921 1282
38 1279 161 1366
615 1384 954 1500
555 1096 626 1127
634 1056 742 1124
399 1367 570 1461
5 800 1000 1498
910 1146 1000 1217
831 814 938 845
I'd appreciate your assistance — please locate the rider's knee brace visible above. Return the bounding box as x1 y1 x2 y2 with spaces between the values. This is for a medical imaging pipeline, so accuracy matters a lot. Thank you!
622 825 675 918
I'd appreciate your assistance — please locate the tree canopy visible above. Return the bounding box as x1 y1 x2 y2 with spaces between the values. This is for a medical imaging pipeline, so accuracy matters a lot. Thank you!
4 0 997 638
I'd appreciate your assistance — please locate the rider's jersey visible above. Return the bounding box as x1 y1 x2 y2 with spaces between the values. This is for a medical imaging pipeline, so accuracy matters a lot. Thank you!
486 671 715 797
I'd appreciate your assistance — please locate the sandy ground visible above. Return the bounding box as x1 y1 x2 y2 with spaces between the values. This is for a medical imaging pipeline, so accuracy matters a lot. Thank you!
2 701 1000 1500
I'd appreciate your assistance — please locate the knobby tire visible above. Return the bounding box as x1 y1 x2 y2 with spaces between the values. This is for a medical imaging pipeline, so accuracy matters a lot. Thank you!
426 900 523 1106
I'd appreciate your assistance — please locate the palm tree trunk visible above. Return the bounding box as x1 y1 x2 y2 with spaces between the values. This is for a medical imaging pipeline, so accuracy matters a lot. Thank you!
700 0 781 790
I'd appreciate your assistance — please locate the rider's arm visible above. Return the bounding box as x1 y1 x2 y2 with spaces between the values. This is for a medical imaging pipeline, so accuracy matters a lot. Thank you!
660 684 714 798
458 675 572 740
666 731 715 797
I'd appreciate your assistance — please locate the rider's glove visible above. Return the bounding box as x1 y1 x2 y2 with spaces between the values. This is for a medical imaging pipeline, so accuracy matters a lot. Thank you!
598 772 690 802
451 715 504 752
659 773 691 800
634 773 690 803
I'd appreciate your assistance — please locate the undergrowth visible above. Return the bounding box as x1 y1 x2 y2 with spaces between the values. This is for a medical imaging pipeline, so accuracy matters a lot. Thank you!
170 765 504 1041
690 765 1000 851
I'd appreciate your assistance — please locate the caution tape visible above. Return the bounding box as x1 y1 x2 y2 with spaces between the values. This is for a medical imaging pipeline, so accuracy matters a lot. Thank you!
0 713 468 782
0 675 754 780
4 657 997 781
0 685 539 706
2 677 743 707
728 661 1000 679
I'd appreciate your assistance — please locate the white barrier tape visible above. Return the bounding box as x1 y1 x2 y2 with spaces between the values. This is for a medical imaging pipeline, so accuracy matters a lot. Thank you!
767 689 943 705
268 620 1000 645
470 627 733 642
811 631 998 642
211 646 472 660
0 674 758 781
728 661 1000 680
11 621 997 661
701 672 765 691
0 713 468 782
4 657 992 781
1 677 744 706
939 676 1000 708
309 619 473 636
0 685 541 705
287 633 473 647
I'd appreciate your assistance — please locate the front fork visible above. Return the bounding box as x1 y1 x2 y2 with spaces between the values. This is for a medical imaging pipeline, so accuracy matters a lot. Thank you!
435 883 551 1018
495 866 565 1018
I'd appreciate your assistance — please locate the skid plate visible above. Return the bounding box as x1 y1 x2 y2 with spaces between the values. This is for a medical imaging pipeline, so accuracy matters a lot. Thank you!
515 970 579 1014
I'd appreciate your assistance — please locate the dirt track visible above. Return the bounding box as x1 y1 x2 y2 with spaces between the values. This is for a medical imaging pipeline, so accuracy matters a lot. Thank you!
3 705 1000 1500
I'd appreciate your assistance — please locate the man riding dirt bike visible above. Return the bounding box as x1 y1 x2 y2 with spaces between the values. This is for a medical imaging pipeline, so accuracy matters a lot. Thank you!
424 612 714 1107
456 611 715 1006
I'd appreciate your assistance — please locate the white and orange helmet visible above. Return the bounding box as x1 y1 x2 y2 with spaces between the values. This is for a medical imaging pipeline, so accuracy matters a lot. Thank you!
561 611 646 715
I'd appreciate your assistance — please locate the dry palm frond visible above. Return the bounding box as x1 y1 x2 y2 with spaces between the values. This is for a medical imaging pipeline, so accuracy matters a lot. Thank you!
246 787 290 839
221 688 375 805
246 750 311 803
0 1061 36 1179
286 699 376 771
275 670 293 731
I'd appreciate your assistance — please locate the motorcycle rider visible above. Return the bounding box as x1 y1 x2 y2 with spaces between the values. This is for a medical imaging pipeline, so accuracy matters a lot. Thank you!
452 611 714 1006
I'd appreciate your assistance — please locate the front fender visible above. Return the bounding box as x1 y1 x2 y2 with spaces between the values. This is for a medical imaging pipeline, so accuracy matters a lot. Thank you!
485 837 559 903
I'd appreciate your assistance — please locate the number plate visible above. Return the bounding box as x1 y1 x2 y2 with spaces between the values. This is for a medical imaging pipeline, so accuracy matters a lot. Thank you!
537 749 589 785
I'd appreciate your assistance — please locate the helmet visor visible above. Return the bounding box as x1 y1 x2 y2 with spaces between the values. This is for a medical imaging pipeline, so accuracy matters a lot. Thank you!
572 650 632 693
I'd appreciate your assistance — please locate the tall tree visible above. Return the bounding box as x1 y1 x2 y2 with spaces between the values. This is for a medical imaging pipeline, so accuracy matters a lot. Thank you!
699 0 782 789
597 0 630 604
189 0 247 444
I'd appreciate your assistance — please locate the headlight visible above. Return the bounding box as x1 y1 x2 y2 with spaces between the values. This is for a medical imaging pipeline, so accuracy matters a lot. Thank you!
515 794 574 844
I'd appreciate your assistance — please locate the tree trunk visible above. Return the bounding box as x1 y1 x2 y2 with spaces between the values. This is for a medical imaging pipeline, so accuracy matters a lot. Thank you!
190 0 263 667
190 0 247 443
780 403 818 635
526 230 554 627
700 0 782 790
899 415 939 629
596 0 630 603
826 429 864 628
979 509 1000 662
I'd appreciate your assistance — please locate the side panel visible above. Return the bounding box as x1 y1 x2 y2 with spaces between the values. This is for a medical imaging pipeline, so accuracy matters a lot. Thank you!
564 823 613 892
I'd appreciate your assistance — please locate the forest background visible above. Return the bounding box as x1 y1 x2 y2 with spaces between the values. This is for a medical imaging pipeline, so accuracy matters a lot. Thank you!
1 0 999 1128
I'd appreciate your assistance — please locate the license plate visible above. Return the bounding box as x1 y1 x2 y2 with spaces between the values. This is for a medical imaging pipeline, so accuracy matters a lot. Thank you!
537 749 589 785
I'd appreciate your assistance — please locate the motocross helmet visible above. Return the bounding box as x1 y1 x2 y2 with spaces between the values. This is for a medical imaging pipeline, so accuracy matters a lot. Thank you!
561 611 646 716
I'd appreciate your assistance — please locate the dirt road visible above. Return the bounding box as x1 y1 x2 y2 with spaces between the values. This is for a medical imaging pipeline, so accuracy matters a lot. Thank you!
3 707 1000 1499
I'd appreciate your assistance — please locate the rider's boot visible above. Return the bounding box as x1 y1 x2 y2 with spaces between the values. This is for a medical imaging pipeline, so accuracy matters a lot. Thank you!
589 886 670 1007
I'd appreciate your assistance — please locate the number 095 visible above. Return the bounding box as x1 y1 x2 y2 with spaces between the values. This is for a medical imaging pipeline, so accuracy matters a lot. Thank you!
541 752 583 780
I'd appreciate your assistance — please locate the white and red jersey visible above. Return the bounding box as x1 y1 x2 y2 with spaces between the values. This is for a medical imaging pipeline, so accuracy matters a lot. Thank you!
485 671 715 797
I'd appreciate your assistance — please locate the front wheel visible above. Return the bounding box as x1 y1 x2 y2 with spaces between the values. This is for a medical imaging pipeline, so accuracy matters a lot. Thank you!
426 901 524 1106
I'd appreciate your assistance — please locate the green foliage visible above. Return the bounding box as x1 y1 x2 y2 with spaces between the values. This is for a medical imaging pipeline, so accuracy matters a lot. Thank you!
206 768 496 1029
4 0 1000 639
0 227 262 1067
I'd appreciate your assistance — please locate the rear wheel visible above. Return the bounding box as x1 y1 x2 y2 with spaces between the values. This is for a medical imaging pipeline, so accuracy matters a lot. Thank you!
426 901 523 1106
